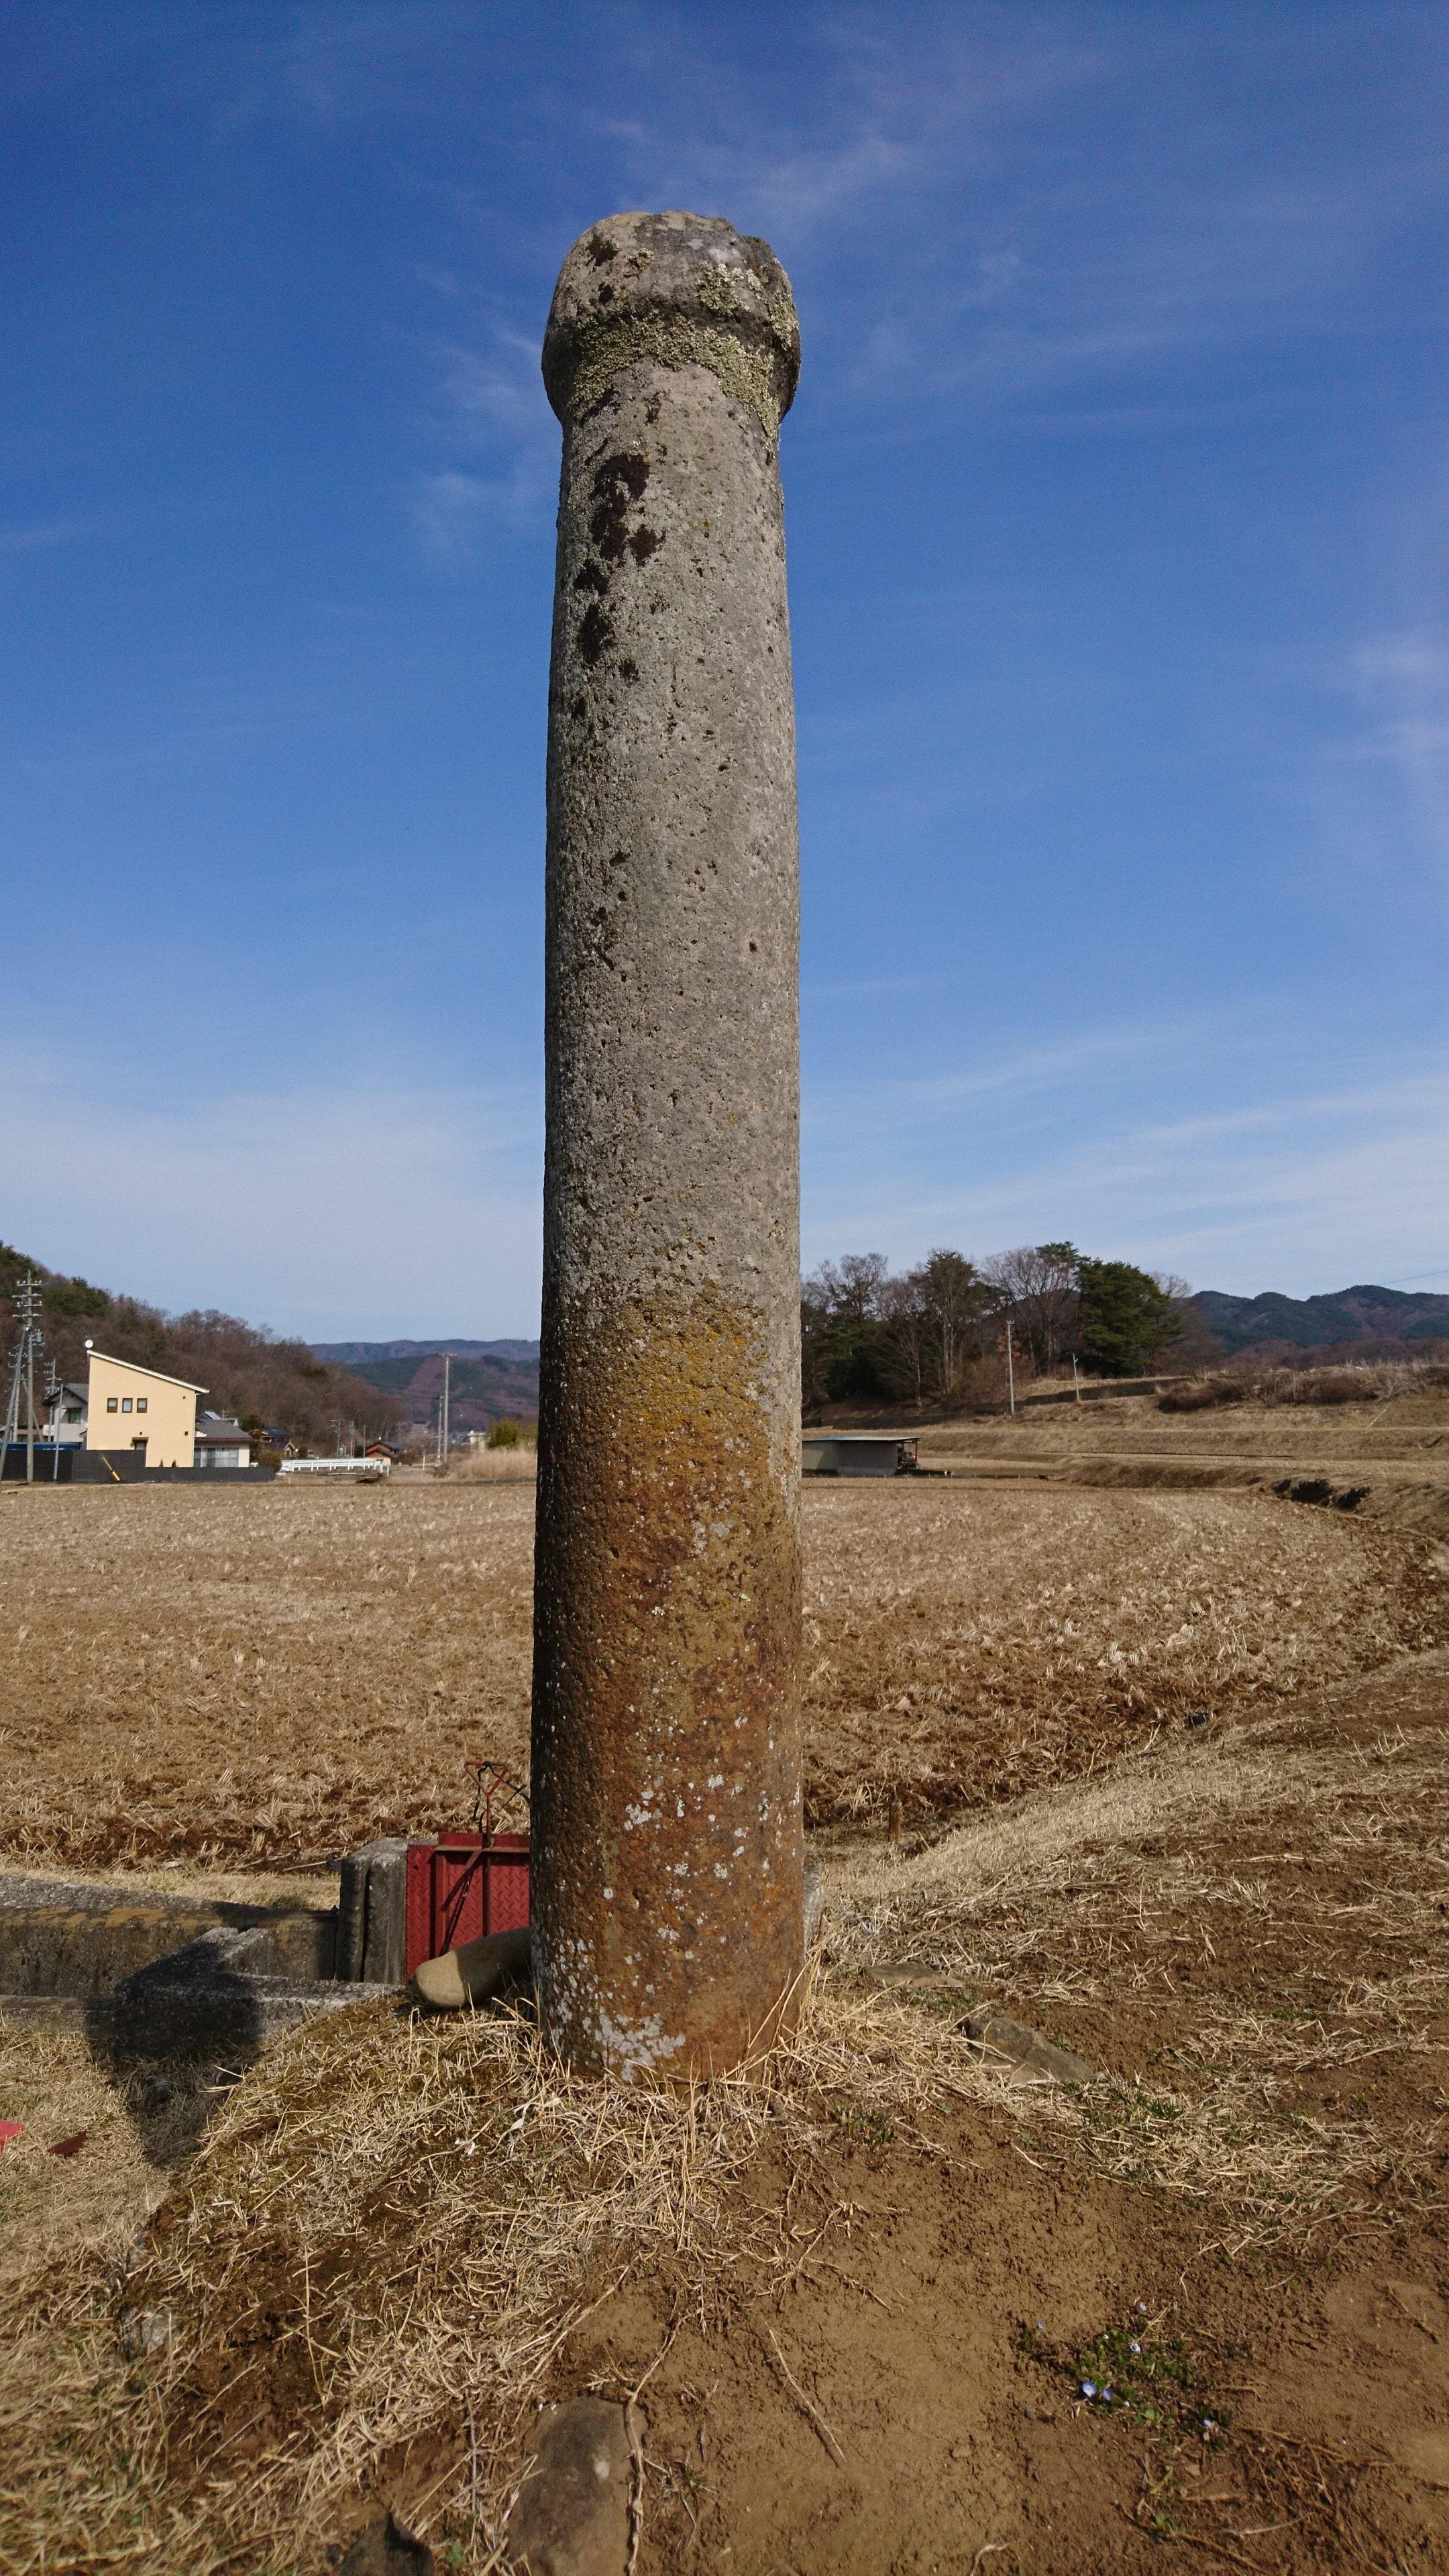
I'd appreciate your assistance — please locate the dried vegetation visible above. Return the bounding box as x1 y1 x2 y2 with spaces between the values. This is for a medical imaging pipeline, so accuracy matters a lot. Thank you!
800 1484 1444 1831
1 1479 1447 2570
1161 1356 1449 1410
1 1481 1442 1868
0 1976 1018 2573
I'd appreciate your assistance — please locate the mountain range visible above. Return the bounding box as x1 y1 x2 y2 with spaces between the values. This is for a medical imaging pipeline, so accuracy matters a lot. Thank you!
1188 1284 1449 1358
314 1286 1449 1421
311 1339 541 1433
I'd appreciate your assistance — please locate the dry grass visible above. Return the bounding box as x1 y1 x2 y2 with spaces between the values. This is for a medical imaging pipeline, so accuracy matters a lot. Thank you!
828 1663 1449 2255
7 1825 1439 2571
1 1483 1443 1866
436 1450 537 1484
0 1484 536 1870
0 1974 1021 2575
2 1491 1447 2569
800 1485 1445 1829
915 1381 1449 1460
1162 1357 1449 1411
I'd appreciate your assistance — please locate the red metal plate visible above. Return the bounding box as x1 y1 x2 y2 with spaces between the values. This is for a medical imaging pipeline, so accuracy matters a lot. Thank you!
405 1832 530 1976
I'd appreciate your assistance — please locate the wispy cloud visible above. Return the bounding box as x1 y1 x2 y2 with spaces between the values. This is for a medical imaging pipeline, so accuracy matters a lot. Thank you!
0 1046 543 1338
409 321 555 560
0 519 87 553
1343 625 1449 878
590 10 1448 415
802 1035 1449 1297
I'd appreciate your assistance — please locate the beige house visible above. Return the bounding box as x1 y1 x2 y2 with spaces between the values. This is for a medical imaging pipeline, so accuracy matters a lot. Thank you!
85 1347 207 1468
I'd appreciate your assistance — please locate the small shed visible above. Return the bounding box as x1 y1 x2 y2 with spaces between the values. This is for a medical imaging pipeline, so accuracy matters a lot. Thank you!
802 1434 918 1479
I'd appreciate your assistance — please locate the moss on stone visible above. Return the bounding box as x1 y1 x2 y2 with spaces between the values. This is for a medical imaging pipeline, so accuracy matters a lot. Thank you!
566 311 788 433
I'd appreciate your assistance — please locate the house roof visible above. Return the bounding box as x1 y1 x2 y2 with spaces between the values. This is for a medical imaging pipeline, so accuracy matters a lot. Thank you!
85 1350 209 1394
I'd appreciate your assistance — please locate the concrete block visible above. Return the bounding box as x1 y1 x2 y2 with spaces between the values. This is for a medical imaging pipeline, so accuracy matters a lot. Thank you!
111 1926 393 2057
0 1869 335 1998
337 1839 409 1984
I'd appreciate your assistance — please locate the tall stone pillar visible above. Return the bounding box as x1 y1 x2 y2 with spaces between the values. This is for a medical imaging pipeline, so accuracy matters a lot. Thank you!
531 211 804 2078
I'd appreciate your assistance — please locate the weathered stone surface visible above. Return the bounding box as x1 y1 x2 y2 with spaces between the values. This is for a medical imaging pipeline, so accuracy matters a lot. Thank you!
410 1927 533 2010
962 2007 1097 2087
335 2508 434 2575
336 1837 409 1984
542 210 799 432
0 1868 335 1996
531 212 805 2078
505 2398 631 2576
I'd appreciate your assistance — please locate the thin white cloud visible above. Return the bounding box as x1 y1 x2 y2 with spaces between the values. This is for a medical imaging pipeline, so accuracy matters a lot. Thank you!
0 519 87 553
802 1043 1449 1298
409 325 555 559
0 1049 543 1339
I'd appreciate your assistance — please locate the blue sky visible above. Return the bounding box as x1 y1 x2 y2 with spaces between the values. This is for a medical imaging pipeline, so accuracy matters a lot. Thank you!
3 1 1447 1337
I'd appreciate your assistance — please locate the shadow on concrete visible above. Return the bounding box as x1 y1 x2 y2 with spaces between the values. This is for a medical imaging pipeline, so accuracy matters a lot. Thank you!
83 1926 401 2168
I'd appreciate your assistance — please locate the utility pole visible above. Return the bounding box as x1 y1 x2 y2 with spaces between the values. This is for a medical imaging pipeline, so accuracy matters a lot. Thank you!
437 1354 451 1468
1006 1319 1016 1419
2 1273 46 1486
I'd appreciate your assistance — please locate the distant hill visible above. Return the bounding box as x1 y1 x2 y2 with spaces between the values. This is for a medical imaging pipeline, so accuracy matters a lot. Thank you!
1190 1284 1449 1358
0 1246 406 1445
312 1339 540 1432
313 1338 539 1365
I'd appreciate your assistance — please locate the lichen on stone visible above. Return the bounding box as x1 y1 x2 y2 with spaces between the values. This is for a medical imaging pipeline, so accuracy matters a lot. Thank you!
565 311 788 433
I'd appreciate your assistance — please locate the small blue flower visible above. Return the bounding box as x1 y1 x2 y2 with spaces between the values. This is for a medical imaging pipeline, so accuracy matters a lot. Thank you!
1102 2387 1113 2402
1128 2340 1141 2355
1080 2380 1097 2400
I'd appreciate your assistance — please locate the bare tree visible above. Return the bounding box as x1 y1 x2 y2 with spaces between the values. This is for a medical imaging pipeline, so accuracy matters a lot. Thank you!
806 1253 890 1322
876 1270 932 1408
981 1242 1081 1374
800 1254 891 1408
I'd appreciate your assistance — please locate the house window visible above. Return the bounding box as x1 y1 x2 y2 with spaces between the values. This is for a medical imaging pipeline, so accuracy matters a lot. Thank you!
121 1398 133 1413
136 1398 148 1413
107 1397 119 1413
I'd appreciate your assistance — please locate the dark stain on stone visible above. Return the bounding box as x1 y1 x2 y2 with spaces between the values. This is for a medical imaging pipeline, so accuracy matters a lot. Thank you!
577 602 613 665
589 452 651 561
573 560 609 596
617 657 639 683
627 525 661 565
586 231 617 266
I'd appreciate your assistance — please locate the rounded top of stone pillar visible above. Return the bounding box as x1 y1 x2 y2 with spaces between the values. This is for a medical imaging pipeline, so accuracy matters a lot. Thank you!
543 210 800 433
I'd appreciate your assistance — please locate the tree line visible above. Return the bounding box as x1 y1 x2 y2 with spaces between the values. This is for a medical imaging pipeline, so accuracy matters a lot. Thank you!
802 1242 1207 1409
